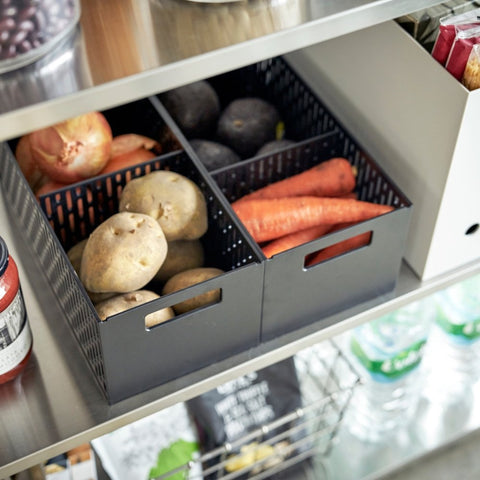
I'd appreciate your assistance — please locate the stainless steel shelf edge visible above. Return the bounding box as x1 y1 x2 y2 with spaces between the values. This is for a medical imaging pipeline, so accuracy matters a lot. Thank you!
0 0 443 142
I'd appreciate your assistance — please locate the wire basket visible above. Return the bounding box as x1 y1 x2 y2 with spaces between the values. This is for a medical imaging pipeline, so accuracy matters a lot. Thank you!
151 341 360 480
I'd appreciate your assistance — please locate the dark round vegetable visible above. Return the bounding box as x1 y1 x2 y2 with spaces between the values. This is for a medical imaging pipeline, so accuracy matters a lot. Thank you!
216 97 281 159
160 81 221 139
190 139 241 171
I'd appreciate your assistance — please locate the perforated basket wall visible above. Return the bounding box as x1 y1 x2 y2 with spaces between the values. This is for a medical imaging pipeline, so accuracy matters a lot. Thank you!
0 141 107 390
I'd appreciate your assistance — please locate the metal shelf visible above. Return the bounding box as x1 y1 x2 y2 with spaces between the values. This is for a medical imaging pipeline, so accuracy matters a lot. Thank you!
0 0 453 477
0 0 443 142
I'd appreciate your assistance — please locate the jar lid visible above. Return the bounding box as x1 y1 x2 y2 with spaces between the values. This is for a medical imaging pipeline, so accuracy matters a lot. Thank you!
0 236 9 277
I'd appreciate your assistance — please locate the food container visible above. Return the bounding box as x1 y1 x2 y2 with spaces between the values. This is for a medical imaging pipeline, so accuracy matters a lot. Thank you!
285 21 480 280
0 98 264 403
0 0 81 74
0 234 32 383
395 1 480 52
161 56 411 341
212 131 411 341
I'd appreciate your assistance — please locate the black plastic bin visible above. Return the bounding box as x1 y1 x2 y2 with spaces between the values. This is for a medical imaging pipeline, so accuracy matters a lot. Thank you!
0 99 264 403
212 131 412 341
156 55 412 342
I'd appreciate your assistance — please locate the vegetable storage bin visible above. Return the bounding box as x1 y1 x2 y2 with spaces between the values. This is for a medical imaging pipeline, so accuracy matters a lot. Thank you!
0 99 264 404
213 131 412 341
284 21 480 280
156 55 412 342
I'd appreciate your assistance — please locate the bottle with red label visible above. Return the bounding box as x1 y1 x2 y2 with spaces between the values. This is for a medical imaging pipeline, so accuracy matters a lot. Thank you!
0 235 32 383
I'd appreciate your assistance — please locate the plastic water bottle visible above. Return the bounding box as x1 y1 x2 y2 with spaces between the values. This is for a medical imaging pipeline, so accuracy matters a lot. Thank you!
422 274 480 405
344 298 435 442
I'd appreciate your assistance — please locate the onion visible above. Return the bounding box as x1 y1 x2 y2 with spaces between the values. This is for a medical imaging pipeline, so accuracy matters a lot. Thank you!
29 111 113 184
100 148 156 176
100 148 157 199
111 134 161 158
15 134 48 191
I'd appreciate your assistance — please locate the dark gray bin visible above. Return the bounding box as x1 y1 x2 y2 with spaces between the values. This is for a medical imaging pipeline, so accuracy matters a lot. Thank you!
213 131 412 341
156 56 412 342
1 99 264 403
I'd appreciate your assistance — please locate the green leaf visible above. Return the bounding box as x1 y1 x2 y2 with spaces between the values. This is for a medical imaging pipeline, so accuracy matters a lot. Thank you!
148 439 199 480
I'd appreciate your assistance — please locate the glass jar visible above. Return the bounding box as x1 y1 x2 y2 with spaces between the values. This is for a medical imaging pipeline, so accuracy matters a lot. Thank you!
0 0 81 74
0 235 32 383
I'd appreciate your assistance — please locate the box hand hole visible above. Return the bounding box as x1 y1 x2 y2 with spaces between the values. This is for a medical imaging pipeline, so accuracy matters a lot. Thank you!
304 231 373 268
145 288 223 330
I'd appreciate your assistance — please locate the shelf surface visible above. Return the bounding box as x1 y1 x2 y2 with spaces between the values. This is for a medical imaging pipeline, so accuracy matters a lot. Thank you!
0 0 443 142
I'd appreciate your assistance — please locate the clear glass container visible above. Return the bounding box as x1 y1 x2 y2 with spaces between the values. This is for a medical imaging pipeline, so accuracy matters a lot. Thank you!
0 0 81 74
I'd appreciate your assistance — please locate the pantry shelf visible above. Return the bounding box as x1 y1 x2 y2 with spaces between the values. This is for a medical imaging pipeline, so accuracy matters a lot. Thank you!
0 0 455 478
1 180 479 478
0 0 443 142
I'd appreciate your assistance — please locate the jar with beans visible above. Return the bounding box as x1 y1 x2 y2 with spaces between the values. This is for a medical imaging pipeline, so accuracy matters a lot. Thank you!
0 0 81 73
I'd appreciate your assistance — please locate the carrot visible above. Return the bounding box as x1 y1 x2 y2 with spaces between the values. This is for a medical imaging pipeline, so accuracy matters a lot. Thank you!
262 224 334 258
234 157 356 205
306 230 372 266
232 196 393 243
338 191 358 200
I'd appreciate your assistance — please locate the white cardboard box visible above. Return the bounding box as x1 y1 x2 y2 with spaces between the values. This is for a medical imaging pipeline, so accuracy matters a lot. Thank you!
285 20 480 280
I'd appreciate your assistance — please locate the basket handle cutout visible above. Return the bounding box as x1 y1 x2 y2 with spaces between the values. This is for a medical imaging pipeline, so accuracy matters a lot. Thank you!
304 230 373 268
145 288 223 331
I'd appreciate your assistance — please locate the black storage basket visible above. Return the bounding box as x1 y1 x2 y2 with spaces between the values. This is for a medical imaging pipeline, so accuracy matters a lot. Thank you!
156 55 412 342
0 99 264 403
213 130 412 342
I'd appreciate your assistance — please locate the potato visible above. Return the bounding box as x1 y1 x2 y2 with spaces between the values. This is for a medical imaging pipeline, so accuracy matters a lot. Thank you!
67 239 118 303
118 170 208 241
88 291 118 304
80 212 168 293
95 290 175 328
154 239 205 284
67 239 87 275
162 267 224 315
